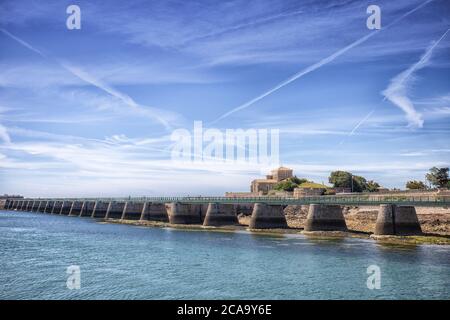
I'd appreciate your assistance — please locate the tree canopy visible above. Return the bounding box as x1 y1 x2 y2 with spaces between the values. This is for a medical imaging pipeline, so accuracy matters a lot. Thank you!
425 167 449 188
328 171 380 192
273 176 308 192
406 180 427 190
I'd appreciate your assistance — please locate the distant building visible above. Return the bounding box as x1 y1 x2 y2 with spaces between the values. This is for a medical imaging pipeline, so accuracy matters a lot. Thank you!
250 167 293 194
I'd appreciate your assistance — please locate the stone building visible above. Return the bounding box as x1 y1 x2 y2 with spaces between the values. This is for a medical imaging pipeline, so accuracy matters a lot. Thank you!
251 167 293 194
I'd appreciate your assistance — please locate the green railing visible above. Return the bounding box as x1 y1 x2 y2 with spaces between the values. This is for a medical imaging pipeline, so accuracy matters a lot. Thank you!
7 195 450 207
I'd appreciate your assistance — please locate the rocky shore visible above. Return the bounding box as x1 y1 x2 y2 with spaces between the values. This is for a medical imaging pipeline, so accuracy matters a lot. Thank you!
108 204 450 246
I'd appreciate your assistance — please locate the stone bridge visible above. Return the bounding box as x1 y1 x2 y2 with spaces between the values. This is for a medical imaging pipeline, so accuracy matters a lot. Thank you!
2 195 449 236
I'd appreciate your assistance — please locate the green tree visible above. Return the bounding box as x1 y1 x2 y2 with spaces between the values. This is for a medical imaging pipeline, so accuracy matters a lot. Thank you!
328 171 368 192
366 180 381 192
406 180 427 190
425 167 449 188
273 176 308 192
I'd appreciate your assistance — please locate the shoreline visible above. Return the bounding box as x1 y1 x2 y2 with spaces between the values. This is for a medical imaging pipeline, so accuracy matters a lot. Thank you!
106 218 450 246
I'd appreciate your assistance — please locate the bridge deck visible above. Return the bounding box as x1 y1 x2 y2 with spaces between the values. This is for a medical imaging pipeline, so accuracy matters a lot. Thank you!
13 196 450 207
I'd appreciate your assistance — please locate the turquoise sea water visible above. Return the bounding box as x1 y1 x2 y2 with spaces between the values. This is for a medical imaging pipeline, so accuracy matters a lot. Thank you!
0 210 449 300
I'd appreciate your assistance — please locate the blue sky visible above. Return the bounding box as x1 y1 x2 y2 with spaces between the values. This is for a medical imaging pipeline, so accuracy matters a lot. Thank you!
0 0 449 197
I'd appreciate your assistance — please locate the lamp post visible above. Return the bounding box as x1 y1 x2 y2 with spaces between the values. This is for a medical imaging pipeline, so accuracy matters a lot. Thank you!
350 173 354 193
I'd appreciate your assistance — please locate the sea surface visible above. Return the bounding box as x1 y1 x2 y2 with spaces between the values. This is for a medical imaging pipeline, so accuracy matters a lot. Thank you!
0 210 449 300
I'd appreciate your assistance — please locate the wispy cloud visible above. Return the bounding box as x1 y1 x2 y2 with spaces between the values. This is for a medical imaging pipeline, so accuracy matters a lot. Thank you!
382 28 450 128
213 0 434 122
0 123 11 143
0 28 182 129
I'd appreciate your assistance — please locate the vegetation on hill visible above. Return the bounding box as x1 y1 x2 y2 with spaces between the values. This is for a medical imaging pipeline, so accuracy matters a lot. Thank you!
273 176 308 192
406 180 428 190
426 167 449 188
328 171 381 192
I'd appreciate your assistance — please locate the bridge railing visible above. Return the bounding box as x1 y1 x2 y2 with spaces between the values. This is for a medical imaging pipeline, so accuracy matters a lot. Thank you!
13 194 450 206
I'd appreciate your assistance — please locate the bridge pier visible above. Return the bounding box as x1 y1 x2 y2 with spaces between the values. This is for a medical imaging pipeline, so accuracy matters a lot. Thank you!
80 201 95 217
44 201 53 213
374 205 422 236
37 201 43 213
121 202 143 220
41 201 48 213
203 203 238 226
69 201 83 216
249 203 288 229
32 201 39 212
105 202 125 219
140 202 169 222
167 202 202 224
51 201 61 214
304 204 347 232
92 201 109 218
60 201 72 215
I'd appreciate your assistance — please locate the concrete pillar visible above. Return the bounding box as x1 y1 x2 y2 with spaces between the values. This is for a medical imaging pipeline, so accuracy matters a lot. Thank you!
120 202 129 220
121 202 143 220
91 201 99 218
11 200 17 210
167 202 202 224
374 205 422 236
60 201 73 215
43 201 49 213
68 201 75 216
140 202 169 222
69 201 84 216
36 201 43 212
304 204 347 232
249 203 288 229
45 201 54 213
51 201 60 214
80 201 94 217
139 202 148 220
104 202 125 219
104 202 113 219
203 203 238 226
30 200 36 212
78 201 86 217
92 201 109 218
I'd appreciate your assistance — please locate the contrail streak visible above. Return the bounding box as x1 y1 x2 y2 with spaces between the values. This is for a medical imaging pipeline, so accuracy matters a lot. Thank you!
382 27 450 128
213 0 434 123
340 27 449 145
338 108 375 145
0 28 176 129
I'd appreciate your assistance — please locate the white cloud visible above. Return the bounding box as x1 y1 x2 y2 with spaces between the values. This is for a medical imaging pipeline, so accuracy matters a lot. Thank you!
0 123 11 143
382 29 450 128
